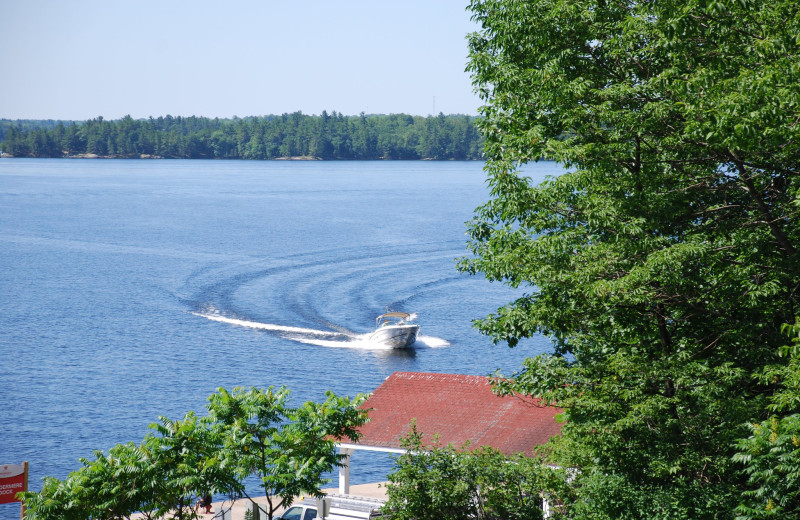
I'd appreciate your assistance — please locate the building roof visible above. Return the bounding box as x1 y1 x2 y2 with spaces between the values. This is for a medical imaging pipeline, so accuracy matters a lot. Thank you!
351 371 563 456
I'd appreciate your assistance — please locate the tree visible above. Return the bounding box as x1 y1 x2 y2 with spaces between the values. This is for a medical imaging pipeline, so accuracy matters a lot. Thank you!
462 0 800 518
75 443 159 520
733 319 800 519
384 425 571 520
62 123 85 155
143 412 240 520
310 110 335 159
20 414 240 520
1 113 485 160
206 387 368 520
18 387 364 520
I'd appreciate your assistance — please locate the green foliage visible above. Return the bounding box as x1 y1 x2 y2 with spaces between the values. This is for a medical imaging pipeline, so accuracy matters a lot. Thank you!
20 475 94 520
19 387 367 520
0 113 484 160
141 412 240 520
206 387 368 520
463 0 800 517
384 425 571 520
733 320 800 519
0 119 68 144
19 413 237 520
733 415 800 519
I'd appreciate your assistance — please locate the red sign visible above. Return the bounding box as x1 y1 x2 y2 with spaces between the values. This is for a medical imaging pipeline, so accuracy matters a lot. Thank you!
0 464 26 504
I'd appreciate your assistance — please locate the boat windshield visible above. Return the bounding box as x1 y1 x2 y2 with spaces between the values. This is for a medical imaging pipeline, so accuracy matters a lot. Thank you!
376 312 412 327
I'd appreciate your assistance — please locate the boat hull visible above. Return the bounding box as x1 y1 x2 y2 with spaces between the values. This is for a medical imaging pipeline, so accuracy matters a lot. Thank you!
368 324 420 348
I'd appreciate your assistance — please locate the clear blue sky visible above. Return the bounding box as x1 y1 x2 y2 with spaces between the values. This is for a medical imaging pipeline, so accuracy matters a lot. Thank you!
1 0 481 121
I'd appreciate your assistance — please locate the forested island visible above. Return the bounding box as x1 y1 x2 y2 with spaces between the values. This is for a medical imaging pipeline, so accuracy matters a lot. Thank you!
0 112 484 160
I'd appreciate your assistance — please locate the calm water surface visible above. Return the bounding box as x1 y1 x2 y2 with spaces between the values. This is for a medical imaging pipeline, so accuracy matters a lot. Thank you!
0 159 563 518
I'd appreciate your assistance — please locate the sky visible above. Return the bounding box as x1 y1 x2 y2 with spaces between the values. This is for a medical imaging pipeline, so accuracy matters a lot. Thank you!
1 0 482 121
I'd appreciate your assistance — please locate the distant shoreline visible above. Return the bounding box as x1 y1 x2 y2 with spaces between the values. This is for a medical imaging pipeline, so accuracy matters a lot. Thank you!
0 153 480 161
0 113 486 161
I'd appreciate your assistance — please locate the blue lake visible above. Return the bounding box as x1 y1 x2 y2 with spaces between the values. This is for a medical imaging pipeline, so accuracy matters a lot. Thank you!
0 159 563 518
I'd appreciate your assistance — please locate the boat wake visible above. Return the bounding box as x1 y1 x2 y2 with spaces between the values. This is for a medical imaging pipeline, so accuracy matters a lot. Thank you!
286 333 450 350
193 309 450 350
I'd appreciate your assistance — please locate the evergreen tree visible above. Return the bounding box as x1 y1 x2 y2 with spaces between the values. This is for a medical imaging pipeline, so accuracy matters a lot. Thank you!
0 113 485 160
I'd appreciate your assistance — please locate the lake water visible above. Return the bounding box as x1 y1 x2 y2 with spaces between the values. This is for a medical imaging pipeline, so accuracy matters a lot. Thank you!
0 159 563 518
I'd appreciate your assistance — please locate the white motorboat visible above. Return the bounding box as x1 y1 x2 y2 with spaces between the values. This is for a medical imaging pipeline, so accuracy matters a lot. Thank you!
369 312 419 348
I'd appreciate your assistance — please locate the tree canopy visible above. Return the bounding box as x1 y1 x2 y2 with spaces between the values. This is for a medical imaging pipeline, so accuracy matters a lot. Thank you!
383 425 571 520
19 387 367 520
733 319 800 519
206 387 368 520
460 0 800 518
0 112 484 160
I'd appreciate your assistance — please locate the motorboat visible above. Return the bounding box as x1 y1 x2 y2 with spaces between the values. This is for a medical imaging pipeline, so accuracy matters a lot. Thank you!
369 312 419 348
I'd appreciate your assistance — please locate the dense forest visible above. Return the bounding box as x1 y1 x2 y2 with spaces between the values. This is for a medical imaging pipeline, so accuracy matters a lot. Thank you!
0 112 484 160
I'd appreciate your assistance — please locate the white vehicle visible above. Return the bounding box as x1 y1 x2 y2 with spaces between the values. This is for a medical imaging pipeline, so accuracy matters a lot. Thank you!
276 494 385 520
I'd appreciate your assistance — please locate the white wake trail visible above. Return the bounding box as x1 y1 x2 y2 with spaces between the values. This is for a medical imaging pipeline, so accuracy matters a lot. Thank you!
193 311 345 337
193 310 451 350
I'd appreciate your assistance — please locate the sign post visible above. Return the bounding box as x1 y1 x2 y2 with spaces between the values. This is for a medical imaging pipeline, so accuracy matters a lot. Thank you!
0 462 28 519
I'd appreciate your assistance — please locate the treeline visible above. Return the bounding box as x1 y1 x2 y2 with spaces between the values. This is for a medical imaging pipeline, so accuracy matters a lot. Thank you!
0 119 71 142
0 112 484 160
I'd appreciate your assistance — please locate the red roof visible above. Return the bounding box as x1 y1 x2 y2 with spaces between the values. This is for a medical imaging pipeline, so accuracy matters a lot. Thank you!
352 372 563 456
